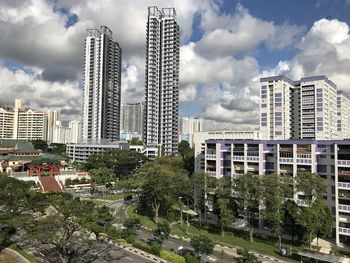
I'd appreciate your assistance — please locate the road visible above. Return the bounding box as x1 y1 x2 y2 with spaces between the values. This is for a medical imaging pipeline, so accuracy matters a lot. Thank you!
83 197 288 263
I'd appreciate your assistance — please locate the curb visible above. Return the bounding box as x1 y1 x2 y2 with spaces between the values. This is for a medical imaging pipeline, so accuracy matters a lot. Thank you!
0 247 30 263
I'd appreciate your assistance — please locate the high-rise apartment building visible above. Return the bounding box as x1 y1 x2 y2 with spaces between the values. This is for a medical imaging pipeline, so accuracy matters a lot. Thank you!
47 110 60 143
82 26 122 142
337 91 350 139
121 102 144 137
179 117 203 147
69 120 81 144
144 6 180 156
260 75 339 140
0 99 47 141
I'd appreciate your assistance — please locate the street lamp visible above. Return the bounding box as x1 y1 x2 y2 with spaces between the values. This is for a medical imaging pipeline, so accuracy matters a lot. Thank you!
179 196 183 225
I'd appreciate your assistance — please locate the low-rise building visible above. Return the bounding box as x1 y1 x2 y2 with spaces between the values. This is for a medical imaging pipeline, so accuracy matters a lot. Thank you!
201 138 350 246
66 142 159 163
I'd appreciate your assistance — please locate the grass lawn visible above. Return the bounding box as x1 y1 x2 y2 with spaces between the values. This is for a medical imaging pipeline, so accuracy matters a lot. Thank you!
126 205 300 262
171 223 299 262
127 204 167 230
103 193 129 201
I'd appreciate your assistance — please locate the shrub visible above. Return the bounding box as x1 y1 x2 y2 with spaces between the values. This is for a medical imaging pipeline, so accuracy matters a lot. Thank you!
160 250 186 263
151 241 161 256
184 253 198 263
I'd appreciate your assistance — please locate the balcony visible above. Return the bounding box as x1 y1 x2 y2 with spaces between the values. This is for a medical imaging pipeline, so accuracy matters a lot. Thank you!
247 156 259 162
339 182 350 190
339 204 350 213
206 171 217 177
206 154 216 160
338 160 350 167
279 157 293 163
232 156 244 161
339 227 350 236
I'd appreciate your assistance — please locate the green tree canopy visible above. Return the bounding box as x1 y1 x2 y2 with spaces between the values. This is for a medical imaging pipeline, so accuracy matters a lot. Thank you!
137 157 191 223
84 149 148 178
154 221 171 243
296 200 333 248
89 167 115 184
262 174 288 248
235 249 261 263
128 138 143 145
295 172 326 205
190 235 214 259
32 139 48 152
233 173 262 242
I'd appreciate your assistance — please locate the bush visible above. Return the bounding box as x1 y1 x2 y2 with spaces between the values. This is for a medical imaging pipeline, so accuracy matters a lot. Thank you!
160 250 186 263
133 242 154 255
151 241 161 256
184 253 198 263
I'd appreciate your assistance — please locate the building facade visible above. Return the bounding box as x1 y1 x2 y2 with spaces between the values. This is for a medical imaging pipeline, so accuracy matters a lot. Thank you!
82 26 122 142
201 139 350 246
47 110 60 143
179 117 203 147
260 75 339 140
0 99 47 141
144 6 180 155
69 120 81 144
121 102 144 138
337 91 350 139
193 131 261 173
66 142 159 163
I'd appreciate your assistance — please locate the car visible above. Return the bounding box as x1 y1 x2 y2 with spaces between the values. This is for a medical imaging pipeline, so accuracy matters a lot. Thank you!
123 195 133 201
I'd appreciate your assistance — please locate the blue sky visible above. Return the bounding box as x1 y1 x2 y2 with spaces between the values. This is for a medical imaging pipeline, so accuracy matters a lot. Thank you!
0 0 350 130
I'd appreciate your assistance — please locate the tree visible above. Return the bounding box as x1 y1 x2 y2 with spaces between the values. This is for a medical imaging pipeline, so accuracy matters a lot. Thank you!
138 157 191 223
154 221 171 243
295 173 326 206
185 253 198 263
296 200 333 248
89 167 115 184
262 174 286 248
25 192 113 263
178 140 194 175
233 173 262 242
122 218 140 241
32 139 48 151
190 235 214 260
283 200 304 244
178 140 191 158
84 150 148 178
48 143 66 156
129 138 143 146
217 197 235 237
235 249 261 263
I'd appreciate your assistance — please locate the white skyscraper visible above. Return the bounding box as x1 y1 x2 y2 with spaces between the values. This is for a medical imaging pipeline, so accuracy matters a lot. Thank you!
144 6 180 156
260 75 339 140
82 26 121 142
69 120 81 143
47 110 60 143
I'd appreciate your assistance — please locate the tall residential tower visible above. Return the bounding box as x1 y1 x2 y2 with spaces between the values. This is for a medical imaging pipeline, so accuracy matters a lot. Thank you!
144 6 180 156
82 26 122 142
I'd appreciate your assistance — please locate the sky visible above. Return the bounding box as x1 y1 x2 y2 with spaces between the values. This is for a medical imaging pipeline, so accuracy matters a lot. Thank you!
0 0 350 131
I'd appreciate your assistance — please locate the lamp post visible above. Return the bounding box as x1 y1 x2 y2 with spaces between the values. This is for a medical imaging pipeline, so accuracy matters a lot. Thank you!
186 198 190 234
179 196 183 225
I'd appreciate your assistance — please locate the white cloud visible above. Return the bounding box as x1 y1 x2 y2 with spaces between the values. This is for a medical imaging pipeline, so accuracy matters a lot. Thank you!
264 18 350 94
0 65 82 121
180 84 197 102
